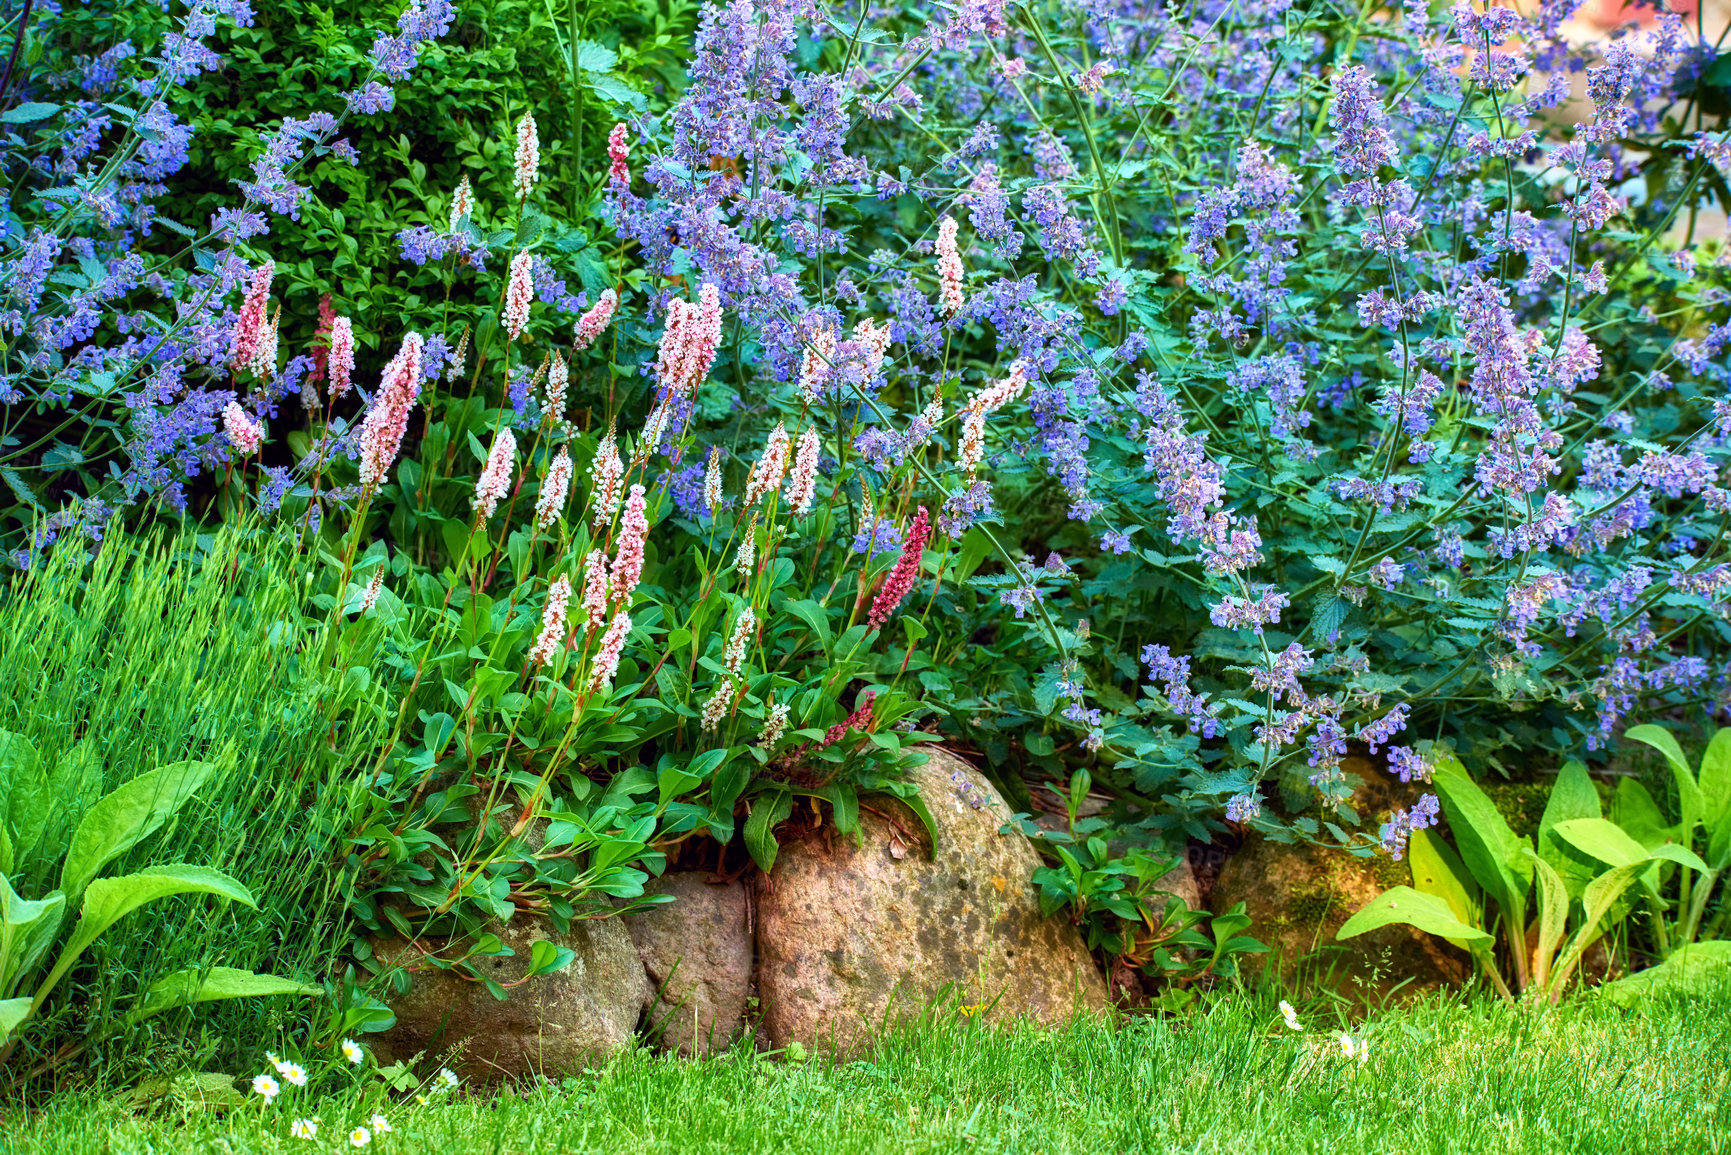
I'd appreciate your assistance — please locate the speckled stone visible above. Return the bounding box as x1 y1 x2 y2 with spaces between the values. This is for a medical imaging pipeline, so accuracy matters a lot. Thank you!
755 748 1109 1052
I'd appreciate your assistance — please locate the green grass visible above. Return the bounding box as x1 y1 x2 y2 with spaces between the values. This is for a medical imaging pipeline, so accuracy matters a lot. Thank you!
0 524 391 1082
10 988 1730 1154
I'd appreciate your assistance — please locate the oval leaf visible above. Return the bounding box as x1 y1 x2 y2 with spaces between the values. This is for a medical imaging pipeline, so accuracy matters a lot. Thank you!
1337 886 1492 946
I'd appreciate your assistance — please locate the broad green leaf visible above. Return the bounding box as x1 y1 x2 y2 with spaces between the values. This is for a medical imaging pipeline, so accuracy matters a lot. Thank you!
0 875 64 997
1336 886 1493 947
1625 724 1703 839
1408 827 1479 949
60 761 217 906
743 789 793 873
127 966 323 1025
1555 818 1709 874
1524 849 1570 990
0 731 49 869
524 941 574 978
1537 761 1603 899
784 599 833 657
1598 941 1731 1007
37 865 255 1008
1612 778 1670 848
1701 729 1731 832
817 784 859 836
0 102 60 124
0 996 31 1046
1433 758 1531 917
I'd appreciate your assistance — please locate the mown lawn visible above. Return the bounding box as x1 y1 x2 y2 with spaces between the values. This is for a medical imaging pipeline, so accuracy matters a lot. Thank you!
10 987 1730 1154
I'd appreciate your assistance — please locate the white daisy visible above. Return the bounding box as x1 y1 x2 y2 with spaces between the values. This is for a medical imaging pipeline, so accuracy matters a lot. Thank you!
349 1126 371 1147
252 1074 280 1101
369 1114 393 1134
290 1118 318 1140
1279 1000 1302 1031
279 1061 308 1087
341 1037 365 1064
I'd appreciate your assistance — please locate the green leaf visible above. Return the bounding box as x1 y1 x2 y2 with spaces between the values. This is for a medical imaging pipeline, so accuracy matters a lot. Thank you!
60 760 217 907
1625 724 1703 839
37 865 255 1009
1555 818 1708 873
817 784 859 836
584 74 646 112
1700 729 1731 833
1537 761 1602 898
573 39 618 73
127 967 324 1025
1599 941 1731 1007
0 102 60 124
1524 849 1570 990
0 731 49 871
0 874 64 997
0 996 31 1046
524 940 575 978
1336 886 1493 947
1433 758 1531 918
1613 778 1670 848
784 599 833 657
1407 827 1479 945
743 789 793 873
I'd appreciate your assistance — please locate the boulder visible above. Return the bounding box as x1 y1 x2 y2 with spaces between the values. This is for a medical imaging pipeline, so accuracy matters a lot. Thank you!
1211 833 1469 995
628 872 753 1057
372 914 648 1083
755 748 1109 1052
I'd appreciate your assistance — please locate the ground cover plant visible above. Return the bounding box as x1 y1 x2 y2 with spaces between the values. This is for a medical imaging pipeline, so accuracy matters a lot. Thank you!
10 986 1731 1154
1 0 1731 1121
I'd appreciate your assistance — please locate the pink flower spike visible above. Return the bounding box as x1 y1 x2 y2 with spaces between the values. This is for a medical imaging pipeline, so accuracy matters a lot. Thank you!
573 288 617 352
580 548 610 633
223 401 263 457
743 422 790 507
448 175 474 232
328 316 355 398
936 218 964 317
545 352 569 419
529 575 571 667
357 333 423 493
785 426 820 516
535 446 573 531
229 260 274 370
868 506 930 630
513 112 539 201
609 484 650 604
589 610 632 691
590 425 624 527
607 123 630 188
653 283 723 398
505 250 534 340
472 428 517 519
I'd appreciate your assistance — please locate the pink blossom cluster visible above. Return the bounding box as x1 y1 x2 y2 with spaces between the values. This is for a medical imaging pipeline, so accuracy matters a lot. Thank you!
785 426 821 516
609 484 650 602
653 283 723 398
535 447 572 530
960 360 1028 477
607 122 630 188
590 426 624 525
472 428 517 518
513 112 539 201
580 548 610 632
869 506 930 629
448 176 473 231
589 611 632 690
229 260 274 370
328 315 356 397
545 352 569 418
743 422 790 507
935 218 964 315
357 333 424 492
529 575 571 667
573 288 617 351
505 250 534 339
223 401 263 457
